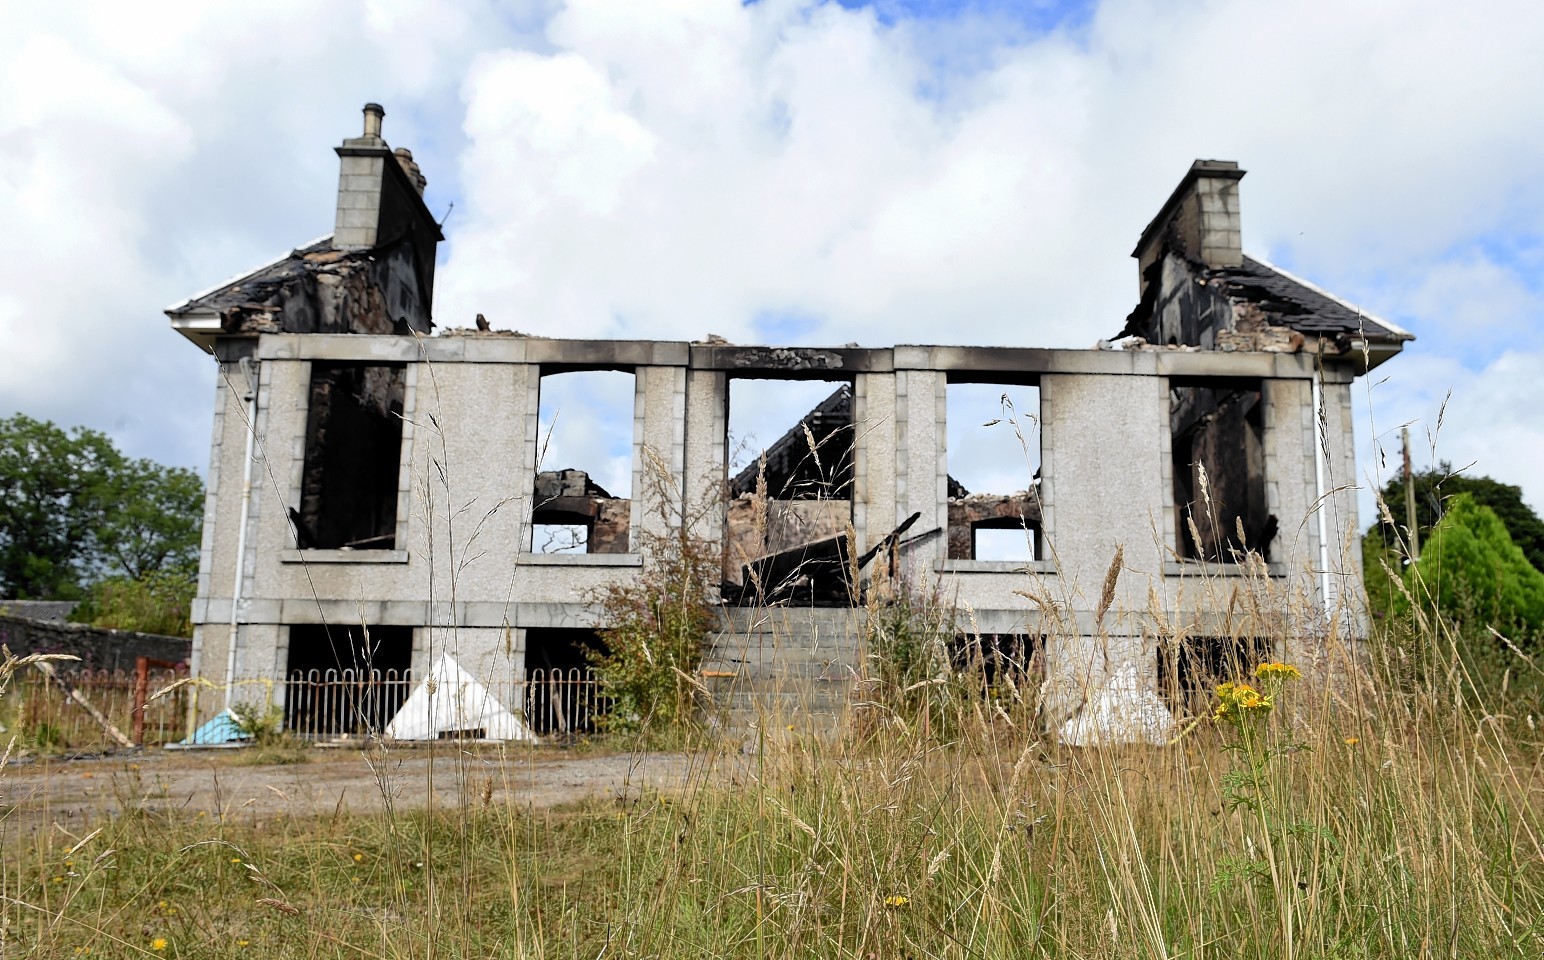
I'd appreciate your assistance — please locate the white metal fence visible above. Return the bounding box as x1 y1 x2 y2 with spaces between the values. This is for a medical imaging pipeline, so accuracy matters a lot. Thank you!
272 667 608 740
1 666 610 749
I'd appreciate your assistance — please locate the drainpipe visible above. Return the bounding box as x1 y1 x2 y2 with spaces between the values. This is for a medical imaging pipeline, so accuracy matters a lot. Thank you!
1311 373 1333 615
224 357 259 709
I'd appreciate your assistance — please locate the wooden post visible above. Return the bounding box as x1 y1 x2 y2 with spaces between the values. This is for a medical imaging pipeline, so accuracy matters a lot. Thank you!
130 657 180 746
1402 427 1420 561
33 660 134 750
132 657 150 745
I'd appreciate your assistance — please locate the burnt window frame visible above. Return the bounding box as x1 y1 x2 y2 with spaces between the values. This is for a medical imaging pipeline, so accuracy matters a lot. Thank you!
528 364 640 557
942 372 1046 566
1157 634 1270 719
1168 376 1273 565
293 360 409 552
722 374 860 607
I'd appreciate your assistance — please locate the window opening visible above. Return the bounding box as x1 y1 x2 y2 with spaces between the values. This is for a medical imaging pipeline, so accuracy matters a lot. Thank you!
953 632 1044 690
524 628 609 736
284 624 413 737
723 378 856 606
1170 380 1275 562
533 370 635 554
1157 634 1269 718
296 363 405 549
945 381 1042 561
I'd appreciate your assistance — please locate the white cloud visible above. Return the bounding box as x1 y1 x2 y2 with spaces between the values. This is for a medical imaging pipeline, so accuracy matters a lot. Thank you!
3 0 1543 527
0 1 535 469
1357 349 1544 525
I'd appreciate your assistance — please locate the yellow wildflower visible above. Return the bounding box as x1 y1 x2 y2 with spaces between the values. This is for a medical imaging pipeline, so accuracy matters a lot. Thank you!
230 857 242 864
353 852 365 863
1234 685 1267 710
151 938 168 952
883 895 910 908
1343 736 1360 746
1254 662 1301 681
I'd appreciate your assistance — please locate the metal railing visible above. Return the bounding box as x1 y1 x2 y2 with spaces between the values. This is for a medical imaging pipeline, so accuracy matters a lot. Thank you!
2 666 189 750
273 667 608 741
1 666 610 747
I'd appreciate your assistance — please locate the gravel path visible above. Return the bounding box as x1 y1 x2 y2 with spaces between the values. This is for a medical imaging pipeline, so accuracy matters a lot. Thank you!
1 746 713 835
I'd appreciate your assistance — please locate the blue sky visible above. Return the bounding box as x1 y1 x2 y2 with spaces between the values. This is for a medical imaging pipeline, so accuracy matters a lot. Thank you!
3 0 1543 535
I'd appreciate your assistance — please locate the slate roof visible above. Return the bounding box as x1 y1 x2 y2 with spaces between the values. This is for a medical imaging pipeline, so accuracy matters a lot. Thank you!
166 236 343 317
1215 255 1413 344
0 600 79 623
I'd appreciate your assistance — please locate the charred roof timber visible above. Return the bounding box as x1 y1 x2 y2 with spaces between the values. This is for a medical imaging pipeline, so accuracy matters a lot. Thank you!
1120 159 1413 371
166 103 443 352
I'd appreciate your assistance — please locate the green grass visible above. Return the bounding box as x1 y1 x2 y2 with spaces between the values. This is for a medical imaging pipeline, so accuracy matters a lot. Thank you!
3 650 1542 959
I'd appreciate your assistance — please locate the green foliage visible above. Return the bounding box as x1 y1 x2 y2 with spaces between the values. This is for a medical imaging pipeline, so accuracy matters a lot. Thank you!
864 580 957 712
0 413 203 599
1361 533 1407 625
587 473 717 736
864 580 1031 743
1372 461 1544 573
1406 493 1544 646
72 570 196 637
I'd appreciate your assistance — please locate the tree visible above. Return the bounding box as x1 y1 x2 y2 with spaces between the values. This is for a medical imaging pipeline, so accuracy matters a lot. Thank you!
1370 462 1544 573
1405 494 1544 644
0 414 203 601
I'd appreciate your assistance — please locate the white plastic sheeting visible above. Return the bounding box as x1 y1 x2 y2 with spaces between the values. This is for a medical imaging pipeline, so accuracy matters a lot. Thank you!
1057 661 1176 747
385 654 534 742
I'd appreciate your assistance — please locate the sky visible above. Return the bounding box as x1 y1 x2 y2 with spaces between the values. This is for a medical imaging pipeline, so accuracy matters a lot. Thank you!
3 0 1543 537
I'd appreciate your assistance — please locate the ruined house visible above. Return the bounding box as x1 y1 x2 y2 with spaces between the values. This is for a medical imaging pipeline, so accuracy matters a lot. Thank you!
167 108 1410 739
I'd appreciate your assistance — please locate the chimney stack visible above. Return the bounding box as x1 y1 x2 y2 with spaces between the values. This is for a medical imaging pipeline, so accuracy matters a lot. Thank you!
329 102 444 316
362 102 384 140
1133 160 1245 295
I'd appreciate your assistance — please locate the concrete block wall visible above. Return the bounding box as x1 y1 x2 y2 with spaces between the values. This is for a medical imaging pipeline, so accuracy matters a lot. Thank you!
185 334 1372 732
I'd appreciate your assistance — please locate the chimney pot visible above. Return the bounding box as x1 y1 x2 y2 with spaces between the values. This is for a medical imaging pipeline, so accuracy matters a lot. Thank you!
362 103 385 139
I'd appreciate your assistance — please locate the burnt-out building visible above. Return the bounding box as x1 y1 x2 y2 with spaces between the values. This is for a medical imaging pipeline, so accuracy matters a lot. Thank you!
167 110 1409 739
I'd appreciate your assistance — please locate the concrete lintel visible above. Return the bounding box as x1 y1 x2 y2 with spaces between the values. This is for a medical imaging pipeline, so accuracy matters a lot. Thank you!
516 552 643 567
526 339 685 368
420 338 466 362
278 599 383 624
508 602 602 629
460 337 530 363
896 346 1161 377
279 549 410 564
259 335 416 362
962 608 1041 634
691 344 892 376
934 559 1060 576
1158 351 1283 379
1162 560 1286 578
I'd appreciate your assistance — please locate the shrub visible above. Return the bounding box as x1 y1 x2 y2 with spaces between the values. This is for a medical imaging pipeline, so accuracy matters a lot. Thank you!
587 459 718 736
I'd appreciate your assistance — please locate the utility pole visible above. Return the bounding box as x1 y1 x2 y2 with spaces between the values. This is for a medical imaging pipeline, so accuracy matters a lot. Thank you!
1402 426 1420 560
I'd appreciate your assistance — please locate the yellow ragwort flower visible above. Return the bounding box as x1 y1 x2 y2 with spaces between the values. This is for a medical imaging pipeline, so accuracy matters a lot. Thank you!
151 938 168 952
1254 662 1301 681
884 895 910 908
1234 684 1272 711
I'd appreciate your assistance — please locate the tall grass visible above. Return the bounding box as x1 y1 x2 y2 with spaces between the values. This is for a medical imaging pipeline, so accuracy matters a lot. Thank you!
3 581 1541 957
4 353 1541 958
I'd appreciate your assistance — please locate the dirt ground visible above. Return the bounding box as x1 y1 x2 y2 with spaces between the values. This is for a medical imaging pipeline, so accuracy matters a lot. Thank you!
0 744 715 838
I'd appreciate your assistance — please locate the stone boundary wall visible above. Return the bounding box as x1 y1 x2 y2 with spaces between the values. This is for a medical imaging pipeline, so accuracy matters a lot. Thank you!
0 614 191 673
